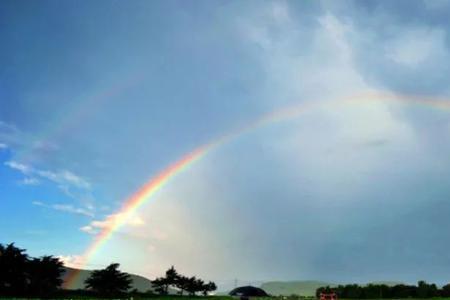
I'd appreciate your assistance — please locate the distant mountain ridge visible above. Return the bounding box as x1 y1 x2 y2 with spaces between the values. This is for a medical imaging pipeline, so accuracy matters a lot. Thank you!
367 281 405 286
261 280 336 296
260 280 405 296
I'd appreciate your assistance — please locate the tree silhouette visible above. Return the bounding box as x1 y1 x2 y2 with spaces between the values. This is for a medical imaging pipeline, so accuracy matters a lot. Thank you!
1 242 222 298
151 266 217 296
0 243 29 296
417 280 438 298
153 266 181 295
442 283 450 297
182 276 205 296
151 277 170 295
175 275 189 295
165 266 179 285
85 263 131 296
27 255 64 297
316 282 449 299
194 278 205 295
184 276 196 296
202 281 217 296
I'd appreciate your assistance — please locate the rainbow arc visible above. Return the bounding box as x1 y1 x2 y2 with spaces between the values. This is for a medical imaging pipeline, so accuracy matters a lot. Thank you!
65 91 450 288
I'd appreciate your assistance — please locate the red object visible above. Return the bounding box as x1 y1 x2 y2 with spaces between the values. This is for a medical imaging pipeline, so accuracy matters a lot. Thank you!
320 292 337 300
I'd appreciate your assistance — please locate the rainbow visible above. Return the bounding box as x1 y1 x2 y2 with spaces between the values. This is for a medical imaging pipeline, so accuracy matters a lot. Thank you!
14 73 144 163
65 91 450 288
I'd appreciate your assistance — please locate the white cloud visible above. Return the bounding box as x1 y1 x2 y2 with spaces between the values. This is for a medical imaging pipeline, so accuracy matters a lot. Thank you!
32 201 94 217
20 177 40 185
80 225 97 235
80 212 145 235
52 204 94 217
128 215 145 227
385 27 447 67
36 169 91 189
239 8 368 108
4 161 32 174
5 160 91 191
0 143 7 149
56 254 85 268
235 7 422 205
0 120 61 161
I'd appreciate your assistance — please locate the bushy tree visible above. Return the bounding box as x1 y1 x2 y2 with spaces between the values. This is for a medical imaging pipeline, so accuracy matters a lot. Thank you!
165 266 179 284
202 281 217 296
316 286 334 298
184 276 201 296
152 267 217 296
392 284 416 298
85 263 132 296
151 276 171 295
175 275 189 295
362 284 383 298
1 242 224 298
0 243 64 297
417 280 438 298
153 266 183 295
194 278 205 296
27 255 64 297
0 243 29 296
442 283 450 297
317 282 447 299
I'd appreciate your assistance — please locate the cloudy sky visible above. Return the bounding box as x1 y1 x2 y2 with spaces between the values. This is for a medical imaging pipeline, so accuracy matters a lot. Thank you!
2 0 450 287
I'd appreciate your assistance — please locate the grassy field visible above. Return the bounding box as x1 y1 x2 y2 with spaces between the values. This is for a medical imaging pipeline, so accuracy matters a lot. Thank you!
3 298 450 300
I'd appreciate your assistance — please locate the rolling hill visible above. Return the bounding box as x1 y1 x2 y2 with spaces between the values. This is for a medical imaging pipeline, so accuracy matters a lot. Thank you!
61 267 404 296
260 280 336 296
62 267 153 292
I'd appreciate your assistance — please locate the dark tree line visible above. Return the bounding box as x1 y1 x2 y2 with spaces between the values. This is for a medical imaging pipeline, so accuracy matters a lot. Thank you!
0 242 217 298
317 281 450 299
151 266 217 296
0 243 64 298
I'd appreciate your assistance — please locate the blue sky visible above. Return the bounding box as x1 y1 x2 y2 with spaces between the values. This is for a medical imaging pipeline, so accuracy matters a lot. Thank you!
2 0 450 287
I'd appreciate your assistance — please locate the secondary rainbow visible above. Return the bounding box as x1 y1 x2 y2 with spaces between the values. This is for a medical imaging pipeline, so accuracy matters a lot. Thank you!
14 73 144 163
65 91 450 288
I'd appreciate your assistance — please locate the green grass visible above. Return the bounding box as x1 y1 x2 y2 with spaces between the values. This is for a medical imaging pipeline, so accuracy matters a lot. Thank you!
126 296 313 300
0 297 235 300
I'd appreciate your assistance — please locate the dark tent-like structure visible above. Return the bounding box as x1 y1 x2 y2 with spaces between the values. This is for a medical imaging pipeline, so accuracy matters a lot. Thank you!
229 286 269 297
